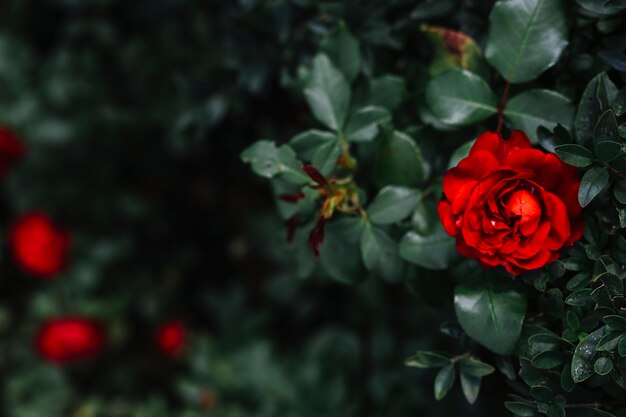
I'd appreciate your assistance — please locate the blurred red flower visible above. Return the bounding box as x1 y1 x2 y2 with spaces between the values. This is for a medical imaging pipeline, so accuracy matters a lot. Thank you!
35 317 105 364
0 126 25 177
156 320 186 356
10 212 71 278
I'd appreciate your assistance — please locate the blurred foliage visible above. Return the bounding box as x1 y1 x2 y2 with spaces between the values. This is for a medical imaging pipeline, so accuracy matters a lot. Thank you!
0 0 506 416
0 0 624 416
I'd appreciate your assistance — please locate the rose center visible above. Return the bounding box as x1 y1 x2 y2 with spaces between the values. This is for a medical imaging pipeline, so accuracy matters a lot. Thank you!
505 188 541 227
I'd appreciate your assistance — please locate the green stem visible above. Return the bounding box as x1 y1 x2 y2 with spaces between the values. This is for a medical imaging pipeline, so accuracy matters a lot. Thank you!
496 81 511 133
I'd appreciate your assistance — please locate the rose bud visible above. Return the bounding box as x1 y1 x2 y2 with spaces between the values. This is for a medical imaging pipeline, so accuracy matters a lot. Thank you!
302 164 328 186
35 317 105 364
308 216 327 257
438 131 583 275
277 192 305 203
10 212 71 279
0 126 25 178
156 320 186 356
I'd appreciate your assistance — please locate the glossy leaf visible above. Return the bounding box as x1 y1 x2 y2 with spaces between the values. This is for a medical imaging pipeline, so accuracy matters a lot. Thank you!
576 72 617 144
459 371 481 404
360 224 403 283
554 144 594 168
425 69 497 126
405 351 451 368
399 224 457 270
593 110 621 162
367 186 421 225
505 402 536 416
572 327 605 382
578 167 609 208
344 106 391 142
504 89 574 140
594 357 613 375
369 75 406 111
373 130 425 187
320 23 362 82
311 139 341 176
454 272 527 355
319 218 365 284
434 364 456 400
290 130 336 161
304 54 350 131
241 140 309 184
485 0 568 83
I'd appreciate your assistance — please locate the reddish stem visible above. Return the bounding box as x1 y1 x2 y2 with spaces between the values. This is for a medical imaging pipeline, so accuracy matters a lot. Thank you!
496 81 511 133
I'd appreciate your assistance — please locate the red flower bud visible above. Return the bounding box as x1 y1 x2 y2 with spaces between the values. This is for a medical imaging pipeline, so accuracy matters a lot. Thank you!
285 214 301 243
308 216 327 257
10 212 71 278
0 126 25 178
35 317 105 364
302 164 327 186
277 192 305 203
156 320 186 356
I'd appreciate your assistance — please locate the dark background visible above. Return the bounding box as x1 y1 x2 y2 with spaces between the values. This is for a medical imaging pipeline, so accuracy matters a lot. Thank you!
0 0 510 415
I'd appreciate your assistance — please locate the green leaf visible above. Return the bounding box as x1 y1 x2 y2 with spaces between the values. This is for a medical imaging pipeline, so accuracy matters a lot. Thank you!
459 357 495 377
505 401 536 416
594 356 613 375
454 272 527 355
561 362 575 392
405 351 451 368
373 130 425 187
593 110 621 162
565 288 594 306
399 224 457 270
554 144 594 168
241 140 309 184
459 371 481 404
604 315 626 331
576 72 616 144
290 130 336 161
504 89 574 141
485 0 568 83
360 224 404 283
530 385 553 401
614 181 626 204
421 25 488 77
448 140 475 169
549 402 565 417
425 69 497 126
304 54 350 131
319 218 365 284
618 335 626 356
369 75 405 111
434 364 456 400
320 23 361 83
367 186 420 225
311 139 341 176
572 327 605 383
344 106 391 143
531 351 565 369
597 332 622 351
578 167 609 208
576 0 626 15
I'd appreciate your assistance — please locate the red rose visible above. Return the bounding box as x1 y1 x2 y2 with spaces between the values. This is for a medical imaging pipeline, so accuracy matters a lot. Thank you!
35 317 105 364
438 131 583 275
10 212 71 278
0 126 25 178
156 320 186 356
